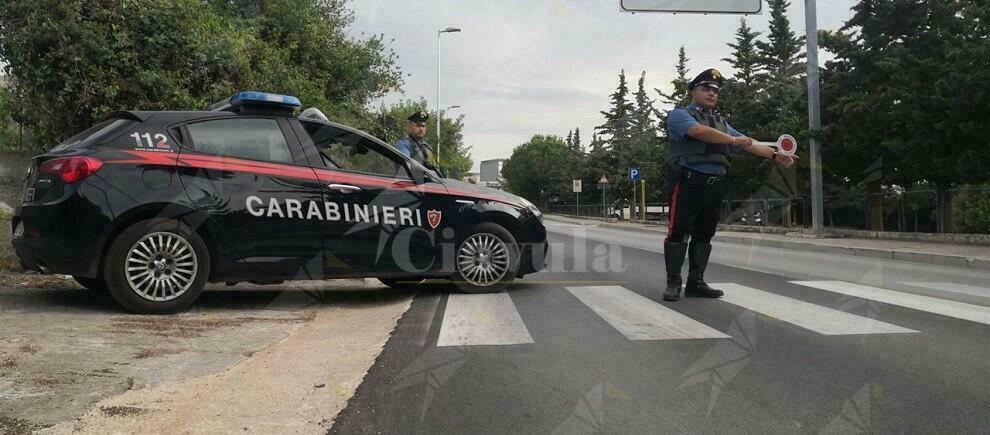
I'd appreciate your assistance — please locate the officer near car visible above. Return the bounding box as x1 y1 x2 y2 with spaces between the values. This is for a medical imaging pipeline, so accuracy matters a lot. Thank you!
394 111 440 172
663 68 798 302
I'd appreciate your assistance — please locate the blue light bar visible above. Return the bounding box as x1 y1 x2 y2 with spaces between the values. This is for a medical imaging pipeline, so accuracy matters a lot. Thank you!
229 91 301 108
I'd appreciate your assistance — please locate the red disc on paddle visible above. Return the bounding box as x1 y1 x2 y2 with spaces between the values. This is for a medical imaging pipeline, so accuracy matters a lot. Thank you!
778 135 796 154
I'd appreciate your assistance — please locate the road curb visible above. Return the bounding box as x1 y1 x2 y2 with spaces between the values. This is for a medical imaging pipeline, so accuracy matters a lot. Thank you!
545 215 990 272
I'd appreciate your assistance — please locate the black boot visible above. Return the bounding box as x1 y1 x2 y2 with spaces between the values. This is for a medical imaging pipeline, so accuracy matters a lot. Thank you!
663 241 688 301
685 241 724 298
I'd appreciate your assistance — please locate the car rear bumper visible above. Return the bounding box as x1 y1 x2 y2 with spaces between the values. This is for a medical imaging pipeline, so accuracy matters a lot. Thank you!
13 199 106 278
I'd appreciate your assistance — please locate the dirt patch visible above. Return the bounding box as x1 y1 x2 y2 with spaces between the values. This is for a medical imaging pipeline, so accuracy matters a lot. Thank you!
133 347 184 359
99 406 147 418
0 271 79 289
0 416 43 435
108 312 317 338
34 377 76 387
1 355 16 369
40 293 414 435
18 343 40 355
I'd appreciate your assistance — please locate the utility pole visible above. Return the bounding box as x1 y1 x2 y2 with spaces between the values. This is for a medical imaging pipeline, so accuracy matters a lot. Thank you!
805 0 825 232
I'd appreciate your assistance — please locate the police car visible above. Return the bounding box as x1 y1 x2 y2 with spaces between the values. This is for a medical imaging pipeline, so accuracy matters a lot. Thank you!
11 92 547 314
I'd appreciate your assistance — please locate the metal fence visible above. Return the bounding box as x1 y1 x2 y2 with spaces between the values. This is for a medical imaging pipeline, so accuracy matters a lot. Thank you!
548 187 990 234
549 205 611 219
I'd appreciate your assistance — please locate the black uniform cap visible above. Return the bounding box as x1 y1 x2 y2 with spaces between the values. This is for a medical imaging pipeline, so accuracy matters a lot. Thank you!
407 111 430 123
689 68 724 90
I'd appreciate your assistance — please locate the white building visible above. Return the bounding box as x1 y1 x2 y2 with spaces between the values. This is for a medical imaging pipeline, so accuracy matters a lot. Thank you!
479 159 506 188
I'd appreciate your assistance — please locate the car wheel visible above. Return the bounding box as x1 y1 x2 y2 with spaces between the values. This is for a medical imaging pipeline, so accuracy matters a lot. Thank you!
73 276 107 291
452 223 520 294
103 219 210 314
378 277 425 288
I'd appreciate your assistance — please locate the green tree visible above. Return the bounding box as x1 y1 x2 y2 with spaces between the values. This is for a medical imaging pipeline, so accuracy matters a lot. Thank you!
755 0 806 136
570 127 583 154
757 0 805 80
723 18 763 89
502 135 571 207
820 0 988 231
719 17 787 201
656 46 692 108
0 0 402 150
597 70 637 199
377 98 473 180
0 84 25 150
630 72 664 202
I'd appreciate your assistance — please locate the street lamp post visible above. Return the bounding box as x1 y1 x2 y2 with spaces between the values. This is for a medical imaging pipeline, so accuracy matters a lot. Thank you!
437 26 461 167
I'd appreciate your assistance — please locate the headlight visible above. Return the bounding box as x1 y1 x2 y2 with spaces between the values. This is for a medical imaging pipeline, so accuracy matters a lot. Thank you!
13 220 24 238
519 198 541 216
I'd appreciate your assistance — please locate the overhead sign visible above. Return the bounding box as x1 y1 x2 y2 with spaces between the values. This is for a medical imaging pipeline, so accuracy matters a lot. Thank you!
620 0 762 14
629 168 641 182
572 179 583 193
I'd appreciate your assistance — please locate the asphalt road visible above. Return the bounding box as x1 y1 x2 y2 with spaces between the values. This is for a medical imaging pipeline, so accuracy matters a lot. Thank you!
329 220 990 434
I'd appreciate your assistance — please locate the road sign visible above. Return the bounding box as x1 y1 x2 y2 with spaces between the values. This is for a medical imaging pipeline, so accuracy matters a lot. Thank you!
572 179 583 193
599 175 609 184
620 0 762 14
629 168 641 182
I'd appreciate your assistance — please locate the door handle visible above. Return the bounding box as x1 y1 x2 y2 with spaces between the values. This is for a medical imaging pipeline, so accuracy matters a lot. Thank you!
328 183 362 193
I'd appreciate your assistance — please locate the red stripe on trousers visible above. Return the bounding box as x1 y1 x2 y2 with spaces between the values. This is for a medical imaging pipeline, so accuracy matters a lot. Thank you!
665 180 681 242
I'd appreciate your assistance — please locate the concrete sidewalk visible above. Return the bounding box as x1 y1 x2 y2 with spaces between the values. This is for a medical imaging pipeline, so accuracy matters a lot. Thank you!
545 214 990 272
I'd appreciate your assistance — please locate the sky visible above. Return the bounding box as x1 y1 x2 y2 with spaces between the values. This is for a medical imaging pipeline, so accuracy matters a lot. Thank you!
347 0 859 172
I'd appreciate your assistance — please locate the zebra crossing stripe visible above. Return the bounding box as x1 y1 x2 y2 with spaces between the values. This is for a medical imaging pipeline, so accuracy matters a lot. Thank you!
566 286 729 340
436 293 534 347
715 283 918 335
792 281 990 326
898 282 990 299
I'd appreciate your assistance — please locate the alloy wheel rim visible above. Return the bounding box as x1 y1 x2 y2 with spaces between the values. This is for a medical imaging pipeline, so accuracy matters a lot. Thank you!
457 233 510 287
124 232 197 302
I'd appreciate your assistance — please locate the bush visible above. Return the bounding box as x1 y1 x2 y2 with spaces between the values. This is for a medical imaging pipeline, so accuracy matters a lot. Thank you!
953 189 990 234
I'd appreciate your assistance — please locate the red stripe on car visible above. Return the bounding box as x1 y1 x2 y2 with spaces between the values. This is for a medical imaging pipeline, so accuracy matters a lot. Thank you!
108 150 513 205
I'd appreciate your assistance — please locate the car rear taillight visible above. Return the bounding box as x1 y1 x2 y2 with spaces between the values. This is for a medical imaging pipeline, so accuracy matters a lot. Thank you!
39 156 104 184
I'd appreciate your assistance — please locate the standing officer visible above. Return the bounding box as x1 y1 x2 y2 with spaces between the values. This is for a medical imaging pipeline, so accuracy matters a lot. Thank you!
394 110 440 172
663 68 798 302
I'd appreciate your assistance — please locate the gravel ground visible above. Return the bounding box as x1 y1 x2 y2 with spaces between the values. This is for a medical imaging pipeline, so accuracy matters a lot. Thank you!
0 279 415 434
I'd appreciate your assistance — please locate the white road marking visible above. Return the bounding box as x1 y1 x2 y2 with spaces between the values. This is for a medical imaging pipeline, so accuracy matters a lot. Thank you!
715 283 918 335
898 282 990 299
436 293 534 347
566 286 729 340
792 281 990 326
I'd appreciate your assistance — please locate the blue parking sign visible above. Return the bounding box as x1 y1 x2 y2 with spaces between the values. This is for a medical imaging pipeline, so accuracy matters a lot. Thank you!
629 167 641 181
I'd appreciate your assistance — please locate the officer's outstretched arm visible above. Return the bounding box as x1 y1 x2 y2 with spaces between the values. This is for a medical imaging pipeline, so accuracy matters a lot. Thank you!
686 124 737 146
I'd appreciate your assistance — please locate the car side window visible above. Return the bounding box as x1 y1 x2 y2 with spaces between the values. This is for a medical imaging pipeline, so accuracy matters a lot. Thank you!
301 121 410 179
186 118 292 164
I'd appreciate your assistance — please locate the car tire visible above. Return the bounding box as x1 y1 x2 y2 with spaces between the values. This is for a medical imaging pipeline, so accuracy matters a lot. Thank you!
73 276 107 291
451 223 520 294
378 277 425 288
103 219 210 314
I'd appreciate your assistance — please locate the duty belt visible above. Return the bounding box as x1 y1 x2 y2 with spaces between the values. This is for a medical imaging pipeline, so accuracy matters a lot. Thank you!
682 169 724 185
